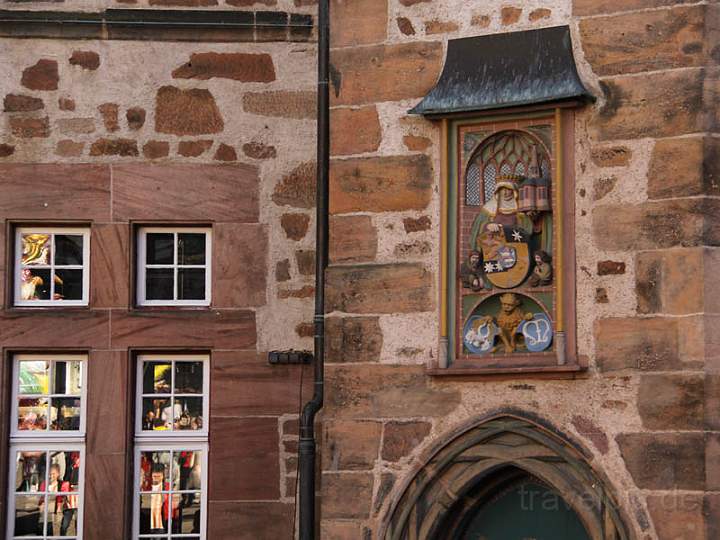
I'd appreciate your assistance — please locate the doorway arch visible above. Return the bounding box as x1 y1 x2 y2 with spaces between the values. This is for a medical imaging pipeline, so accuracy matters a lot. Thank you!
381 414 633 540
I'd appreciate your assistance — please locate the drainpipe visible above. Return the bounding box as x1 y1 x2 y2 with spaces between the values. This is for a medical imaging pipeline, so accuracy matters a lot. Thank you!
298 0 329 536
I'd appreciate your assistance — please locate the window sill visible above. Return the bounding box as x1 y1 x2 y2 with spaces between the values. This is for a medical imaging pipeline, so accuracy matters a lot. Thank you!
427 364 586 380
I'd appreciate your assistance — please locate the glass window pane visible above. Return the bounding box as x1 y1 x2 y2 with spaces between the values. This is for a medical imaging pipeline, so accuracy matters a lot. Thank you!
174 362 203 394
142 398 172 431
15 451 47 492
62 452 82 487
174 398 203 431
13 494 44 537
47 495 79 536
177 268 205 300
17 398 48 431
139 494 169 534
173 451 202 491
54 235 84 266
50 397 81 431
177 233 206 265
52 361 83 395
140 451 172 492
20 268 51 301
177 493 202 535
21 233 50 266
143 362 172 394
146 233 174 265
146 268 174 300
18 361 49 395
54 269 84 301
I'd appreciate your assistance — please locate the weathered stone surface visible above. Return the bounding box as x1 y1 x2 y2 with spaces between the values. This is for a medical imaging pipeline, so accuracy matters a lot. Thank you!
69 50 100 70
330 42 443 106
382 421 431 461
330 155 432 214
373 472 396 514
113 163 259 222
331 0 387 48
595 287 609 303
243 90 315 119
89 138 138 157
638 374 704 430
325 364 460 418
10 117 49 138
0 311 109 349
0 144 15 157
579 6 705 76
149 0 217 5
210 417 279 499
142 140 169 159
55 139 84 157
272 162 316 208
399 0 429 5
322 521 366 540
529 8 551 21
646 494 705 540
242 141 276 159
83 453 127 540
330 215 377 263
396 17 415 36
178 139 213 157
126 107 146 130
3 94 43 112
636 248 704 315
403 135 432 151
226 0 276 5
281 213 310 240
592 69 703 140
278 285 314 299
424 20 459 34
597 260 625 275
295 249 315 275
295 321 313 337
592 199 720 251
214 143 237 161
155 86 224 135
98 103 119 132
501 6 522 25
575 0 694 17
394 240 431 257
327 263 433 314
593 176 617 201
648 137 720 199
325 316 383 363
571 416 609 455
276 259 291 282
56 118 95 135
172 52 276 82
21 59 58 90
323 420 381 470
322 472 373 519
403 215 431 233
91 224 129 308
213 223 267 307
616 433 704 489
471 14 491 27
595 317 680 371
208 502 292 539
330 106 381 156
590 145 632 168
58 97 76 111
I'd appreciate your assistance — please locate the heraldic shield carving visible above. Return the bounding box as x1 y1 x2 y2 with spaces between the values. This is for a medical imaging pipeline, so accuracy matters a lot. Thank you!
457 127 556 359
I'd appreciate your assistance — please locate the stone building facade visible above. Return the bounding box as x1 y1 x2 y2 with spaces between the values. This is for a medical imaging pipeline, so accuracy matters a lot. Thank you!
0 0 717 540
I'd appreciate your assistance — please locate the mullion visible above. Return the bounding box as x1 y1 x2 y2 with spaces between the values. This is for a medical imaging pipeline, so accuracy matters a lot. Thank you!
49 234 56 301
173 233 179 301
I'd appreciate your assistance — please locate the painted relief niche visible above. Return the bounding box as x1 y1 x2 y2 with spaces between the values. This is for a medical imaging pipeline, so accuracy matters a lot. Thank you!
410 26 593 373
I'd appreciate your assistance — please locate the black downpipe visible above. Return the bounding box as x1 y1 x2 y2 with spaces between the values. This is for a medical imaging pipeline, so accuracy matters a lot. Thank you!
299 0 329 537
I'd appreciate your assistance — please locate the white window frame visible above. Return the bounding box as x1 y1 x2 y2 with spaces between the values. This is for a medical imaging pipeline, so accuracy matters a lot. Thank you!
134 354 209 440
136 227 212 307
11 354 87 440
14 227 91 307
6 443 86 540
132 443 208 540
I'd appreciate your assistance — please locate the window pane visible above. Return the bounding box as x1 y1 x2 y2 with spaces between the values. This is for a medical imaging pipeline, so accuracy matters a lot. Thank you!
47 495 79 536
174 398 203 431
18 361 49 395
20 268 51 301
177 268 205 300
177 233 206 265
140 451 172 492
17 398 48 431
143 362 172 394
146 268 174 300
146 233 174 265
142 398 173 431
62 451 82 487
139 494 169 534
177 493 202 535
54 235 84 266
50 397 81 431
13 494 44 537
173 451 202 491
52 361 83 395
174 362 203 394
15 451 47 492
21 233 50 265
54 269 84 301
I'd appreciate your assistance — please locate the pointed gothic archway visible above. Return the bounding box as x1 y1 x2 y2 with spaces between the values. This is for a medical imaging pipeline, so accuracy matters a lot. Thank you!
381 414 634 540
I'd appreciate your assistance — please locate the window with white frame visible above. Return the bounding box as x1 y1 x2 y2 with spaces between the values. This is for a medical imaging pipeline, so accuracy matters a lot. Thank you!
137 228 211 306
134 355 208 540
7 355 86 540
14 228 90 306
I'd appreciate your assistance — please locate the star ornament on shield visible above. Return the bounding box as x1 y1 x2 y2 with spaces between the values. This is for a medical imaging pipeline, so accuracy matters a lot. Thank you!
511 229 523 242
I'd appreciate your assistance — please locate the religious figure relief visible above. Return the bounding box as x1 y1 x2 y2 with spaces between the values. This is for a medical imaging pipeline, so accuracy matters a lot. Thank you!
459 250 486 292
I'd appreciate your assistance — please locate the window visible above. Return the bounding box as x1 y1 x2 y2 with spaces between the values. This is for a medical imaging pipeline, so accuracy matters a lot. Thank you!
133 355 208 539
137 228 211 306
14 228 90 306
7 355 86 540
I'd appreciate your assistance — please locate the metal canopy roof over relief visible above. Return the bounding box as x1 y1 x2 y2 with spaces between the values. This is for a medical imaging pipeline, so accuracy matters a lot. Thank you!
411 26 593 117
